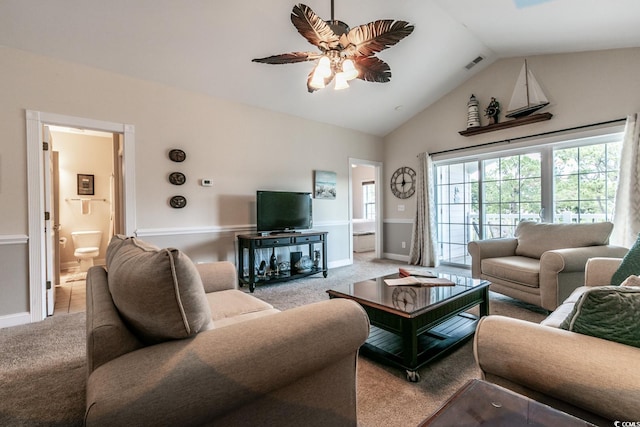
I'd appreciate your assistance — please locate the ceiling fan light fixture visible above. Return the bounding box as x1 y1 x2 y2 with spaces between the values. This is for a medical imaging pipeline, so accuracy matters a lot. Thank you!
334 72 350 90
316 56 332 77
310 69 327 89
341 59 358 81
252 2 414 93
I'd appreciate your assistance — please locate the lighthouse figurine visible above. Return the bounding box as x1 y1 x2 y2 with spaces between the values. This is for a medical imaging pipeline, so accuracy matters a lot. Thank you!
466 94 481 128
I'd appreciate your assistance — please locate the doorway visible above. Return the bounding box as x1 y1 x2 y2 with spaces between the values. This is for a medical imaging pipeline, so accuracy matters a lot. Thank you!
26 110 136 322
348 158 383 263
48 126 121 314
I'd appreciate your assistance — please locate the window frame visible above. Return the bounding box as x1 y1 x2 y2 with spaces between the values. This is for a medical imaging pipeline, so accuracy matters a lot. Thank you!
362 180 376 220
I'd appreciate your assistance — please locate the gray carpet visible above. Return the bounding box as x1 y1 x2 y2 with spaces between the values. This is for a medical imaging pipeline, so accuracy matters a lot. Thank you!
0 255 547 426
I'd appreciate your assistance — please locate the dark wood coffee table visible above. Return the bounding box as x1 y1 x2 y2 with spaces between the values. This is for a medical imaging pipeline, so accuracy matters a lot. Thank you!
327 271 489 381
419 379 595 426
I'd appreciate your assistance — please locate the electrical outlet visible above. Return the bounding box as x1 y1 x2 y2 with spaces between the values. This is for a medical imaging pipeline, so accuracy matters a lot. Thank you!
398 204 405 212
201 179 212 187
401 241 406 249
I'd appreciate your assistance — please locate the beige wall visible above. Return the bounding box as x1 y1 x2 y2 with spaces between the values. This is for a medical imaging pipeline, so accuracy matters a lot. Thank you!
0 46 383 322
382 48 640 254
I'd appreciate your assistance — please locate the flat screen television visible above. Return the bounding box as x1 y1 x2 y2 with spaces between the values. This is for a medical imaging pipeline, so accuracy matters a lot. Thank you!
256 190 312 233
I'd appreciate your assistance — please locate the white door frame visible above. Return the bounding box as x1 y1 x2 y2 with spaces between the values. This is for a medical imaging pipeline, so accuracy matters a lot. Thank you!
25 110 136 322
348 158 383 263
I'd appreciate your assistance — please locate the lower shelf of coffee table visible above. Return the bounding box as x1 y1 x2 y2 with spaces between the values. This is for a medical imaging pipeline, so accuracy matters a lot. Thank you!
361 312 478 372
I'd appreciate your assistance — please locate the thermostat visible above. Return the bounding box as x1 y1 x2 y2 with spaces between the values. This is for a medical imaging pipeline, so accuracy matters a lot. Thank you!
201 179 213 187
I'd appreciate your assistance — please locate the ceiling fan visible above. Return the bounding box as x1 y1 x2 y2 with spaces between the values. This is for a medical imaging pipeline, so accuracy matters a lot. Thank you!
252 1 414 92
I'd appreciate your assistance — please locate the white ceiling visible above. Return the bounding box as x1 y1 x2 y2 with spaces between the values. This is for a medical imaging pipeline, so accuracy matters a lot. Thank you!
2 0 639 136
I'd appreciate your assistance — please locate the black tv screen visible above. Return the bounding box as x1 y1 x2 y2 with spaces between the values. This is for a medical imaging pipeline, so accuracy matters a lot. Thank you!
256 191 312 233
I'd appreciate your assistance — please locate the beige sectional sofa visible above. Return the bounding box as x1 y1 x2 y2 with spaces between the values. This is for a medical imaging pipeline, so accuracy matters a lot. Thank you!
474 257 640 425
85 236 370 426
468 221 628 310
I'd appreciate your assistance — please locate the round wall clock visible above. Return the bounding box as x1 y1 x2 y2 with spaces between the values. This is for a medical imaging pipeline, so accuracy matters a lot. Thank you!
168 172 186 185
390 166 417 199
169 195 187 208
168 149 186 162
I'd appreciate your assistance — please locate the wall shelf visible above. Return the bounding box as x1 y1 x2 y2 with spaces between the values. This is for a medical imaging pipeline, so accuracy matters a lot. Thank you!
459 112 553 137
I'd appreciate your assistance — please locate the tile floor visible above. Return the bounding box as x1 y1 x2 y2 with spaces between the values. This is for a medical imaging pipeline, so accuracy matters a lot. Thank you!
53 269 87 316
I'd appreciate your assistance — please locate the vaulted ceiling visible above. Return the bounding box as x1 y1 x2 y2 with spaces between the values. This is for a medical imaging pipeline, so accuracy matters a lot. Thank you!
2 0 639 136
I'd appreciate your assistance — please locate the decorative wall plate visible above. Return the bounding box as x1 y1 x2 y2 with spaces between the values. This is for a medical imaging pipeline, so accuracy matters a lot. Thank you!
169 195 187 208
168 172 186 185
168 149 186 162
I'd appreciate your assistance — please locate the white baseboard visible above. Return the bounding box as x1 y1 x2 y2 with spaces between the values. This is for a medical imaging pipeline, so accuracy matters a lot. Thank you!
328 258 352 269
0 312 31 329
383 253 410 263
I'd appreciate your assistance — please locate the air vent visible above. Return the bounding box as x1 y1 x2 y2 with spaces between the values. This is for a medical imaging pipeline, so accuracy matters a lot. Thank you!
465 56 485 70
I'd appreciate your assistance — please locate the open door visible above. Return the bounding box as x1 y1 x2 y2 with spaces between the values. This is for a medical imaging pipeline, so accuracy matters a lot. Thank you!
43 126 58 315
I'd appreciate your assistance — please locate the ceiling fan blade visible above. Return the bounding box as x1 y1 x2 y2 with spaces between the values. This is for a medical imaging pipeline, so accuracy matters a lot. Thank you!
252 52 321 64
354 56 391 83
291 4 340 51
342 20 414 57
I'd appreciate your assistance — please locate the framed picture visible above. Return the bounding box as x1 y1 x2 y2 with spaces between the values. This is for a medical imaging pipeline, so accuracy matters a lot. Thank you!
314 170 336 199
77 174 95 196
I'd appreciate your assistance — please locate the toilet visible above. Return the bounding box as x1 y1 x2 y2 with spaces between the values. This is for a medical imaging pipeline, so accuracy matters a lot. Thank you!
71 230 103 271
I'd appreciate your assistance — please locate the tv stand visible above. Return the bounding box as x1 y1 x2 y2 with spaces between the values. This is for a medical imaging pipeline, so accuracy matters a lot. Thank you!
237 231 328 292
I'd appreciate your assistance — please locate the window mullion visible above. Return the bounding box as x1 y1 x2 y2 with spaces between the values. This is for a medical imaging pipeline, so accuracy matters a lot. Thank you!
540 146 553 222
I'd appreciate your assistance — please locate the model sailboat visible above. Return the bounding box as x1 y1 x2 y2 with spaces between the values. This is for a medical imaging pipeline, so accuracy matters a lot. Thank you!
505 60 550 119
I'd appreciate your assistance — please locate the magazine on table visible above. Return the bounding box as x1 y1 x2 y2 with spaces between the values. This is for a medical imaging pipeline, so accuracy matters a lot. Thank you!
384 276 456 287
398 267 437 278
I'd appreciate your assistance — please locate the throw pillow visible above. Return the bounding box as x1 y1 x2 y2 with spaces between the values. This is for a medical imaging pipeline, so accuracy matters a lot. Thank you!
107 235 213 344
611 233 640 285
559 285 640 348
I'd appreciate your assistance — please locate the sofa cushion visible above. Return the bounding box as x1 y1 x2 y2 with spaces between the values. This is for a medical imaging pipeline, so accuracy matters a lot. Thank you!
611 234 640 285
205 290 280 328
481 256 540 288
559 285 640 348
106 235 213 344
514 221 613 259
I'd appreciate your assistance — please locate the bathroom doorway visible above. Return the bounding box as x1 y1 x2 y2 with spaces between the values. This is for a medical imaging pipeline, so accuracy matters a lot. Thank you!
47 125 122 314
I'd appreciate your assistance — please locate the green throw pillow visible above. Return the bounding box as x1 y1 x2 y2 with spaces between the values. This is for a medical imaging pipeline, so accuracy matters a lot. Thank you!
611 233 640 285
560 286 640 348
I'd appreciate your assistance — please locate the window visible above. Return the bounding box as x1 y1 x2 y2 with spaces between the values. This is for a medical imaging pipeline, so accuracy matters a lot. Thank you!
434 131 622 266
362 180 376 220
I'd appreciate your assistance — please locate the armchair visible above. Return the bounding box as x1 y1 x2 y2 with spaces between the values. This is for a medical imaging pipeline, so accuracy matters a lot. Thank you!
85 236 370 426
468 221 627 310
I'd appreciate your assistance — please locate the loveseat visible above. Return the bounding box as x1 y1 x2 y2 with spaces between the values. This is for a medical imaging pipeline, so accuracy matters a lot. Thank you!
468 220 627 310
85 235 370 426
474 257 640 425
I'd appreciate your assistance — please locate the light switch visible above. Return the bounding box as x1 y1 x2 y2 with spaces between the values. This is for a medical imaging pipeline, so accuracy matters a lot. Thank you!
397 204 405 212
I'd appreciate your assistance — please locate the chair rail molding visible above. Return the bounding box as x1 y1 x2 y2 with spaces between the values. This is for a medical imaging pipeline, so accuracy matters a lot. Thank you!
0 235 29 245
